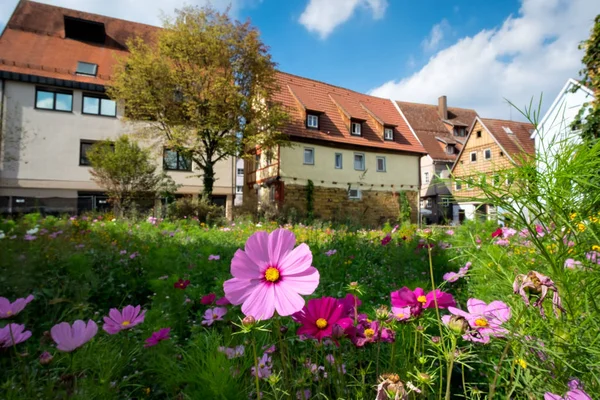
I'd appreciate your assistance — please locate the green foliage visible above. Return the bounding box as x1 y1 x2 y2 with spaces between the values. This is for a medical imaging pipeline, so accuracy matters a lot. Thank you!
108 6 289 198
573 14 600 140
397 191 412 224
167 196 226 224
87 136 178 216
306 179 314 221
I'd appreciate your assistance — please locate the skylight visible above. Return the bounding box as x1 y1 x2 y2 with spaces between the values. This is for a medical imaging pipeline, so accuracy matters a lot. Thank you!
502 126 513 134
76 62 98 76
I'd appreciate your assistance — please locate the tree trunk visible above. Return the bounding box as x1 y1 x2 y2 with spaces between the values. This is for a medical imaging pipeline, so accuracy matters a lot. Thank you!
201 162 216 200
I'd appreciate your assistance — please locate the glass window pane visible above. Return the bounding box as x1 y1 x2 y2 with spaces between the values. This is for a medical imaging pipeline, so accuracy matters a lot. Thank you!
36 91 54 109
304 149 313 164
354 154 364 170
178 154 191 170
100 98 117 116
55 93 73 111
80 143 92 165
83 97 100 114
164 150 178 169
77 62 98 76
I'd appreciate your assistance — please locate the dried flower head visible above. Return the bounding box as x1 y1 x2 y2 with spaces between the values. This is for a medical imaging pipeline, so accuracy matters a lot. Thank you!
513 271 565 318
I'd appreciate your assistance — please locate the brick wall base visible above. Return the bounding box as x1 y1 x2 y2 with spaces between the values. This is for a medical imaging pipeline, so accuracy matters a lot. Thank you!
282 184 418 226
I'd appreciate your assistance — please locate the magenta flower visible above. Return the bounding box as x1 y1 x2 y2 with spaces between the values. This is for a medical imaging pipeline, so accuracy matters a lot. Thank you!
0 323 32 347
442 299 511 344
391 287 455 316
545 389 591 400
51 320 98 352
339 293 361 318
294 297 353 341
0 294 34 318
202 307 227 326
216 296 231 306
144 328 171 348
102 305 146 334
443 262 471 283
513 271 565 318
381 234 392 246
223 229 319 320
201 293 216 305
174 278 190 290
491 228 503 238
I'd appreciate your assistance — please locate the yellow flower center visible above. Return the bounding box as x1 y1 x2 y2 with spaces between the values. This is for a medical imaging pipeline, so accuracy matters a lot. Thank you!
6 311 12 316
316 318 328 329
364 328 375 338
474 318 488 327
213 314 218 319
417 295 427 304
396 313 405 319
264 267 280 282
121 321 130 326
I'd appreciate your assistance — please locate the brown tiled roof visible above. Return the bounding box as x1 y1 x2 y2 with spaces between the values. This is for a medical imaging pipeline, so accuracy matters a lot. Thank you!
0 0 159 85
396 101 478 161
479 118 535 163
274 72 426 154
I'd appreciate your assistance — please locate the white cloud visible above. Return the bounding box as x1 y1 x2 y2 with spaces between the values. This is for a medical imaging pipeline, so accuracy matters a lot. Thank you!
370 0 600 120
299 0 388 39
422 19 450 52
0 0 254 28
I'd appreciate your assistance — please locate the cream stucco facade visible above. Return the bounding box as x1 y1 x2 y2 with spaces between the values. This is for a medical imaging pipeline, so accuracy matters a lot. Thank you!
0 80 234 215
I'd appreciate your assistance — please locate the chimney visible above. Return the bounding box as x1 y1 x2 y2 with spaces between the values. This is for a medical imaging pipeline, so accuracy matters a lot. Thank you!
438 95 448 120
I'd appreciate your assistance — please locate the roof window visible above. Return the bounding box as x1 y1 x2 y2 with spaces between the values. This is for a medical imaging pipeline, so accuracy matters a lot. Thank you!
64 16 106 44
76 62 98 76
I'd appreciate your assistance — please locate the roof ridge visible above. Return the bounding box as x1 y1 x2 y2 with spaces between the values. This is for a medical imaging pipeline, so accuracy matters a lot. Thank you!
395 100 477 112
480 117 534 126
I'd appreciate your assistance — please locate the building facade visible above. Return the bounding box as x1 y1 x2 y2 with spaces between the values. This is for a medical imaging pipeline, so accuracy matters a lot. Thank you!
396 97 477 224
0 1 234 215
244 72 426 226
450 117 534 223
234 158 244 206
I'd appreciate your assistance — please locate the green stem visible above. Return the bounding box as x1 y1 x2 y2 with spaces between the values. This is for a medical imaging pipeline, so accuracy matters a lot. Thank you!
252 335 260 400
462 363 468 399
376 340 381 377
428 245 447 355
389 340 396 371
274 317 287 386
445 336 457 400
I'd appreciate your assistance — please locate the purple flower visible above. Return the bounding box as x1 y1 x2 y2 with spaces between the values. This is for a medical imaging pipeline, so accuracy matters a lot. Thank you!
39 351 53 365
102 305 146 334
443 262 471 283
0 294 34 318
513 271 565 318
585 251 600 265
208 254 220 261
202 307 227 326
216 296 231 305
0 323 32 347
218 345 245 359
325 249 337 256
144 328 171 348
297 389 311 400
339 293 361 318
24 234 37 241
51 320 98 352
129 252 139 259
544 389 591 400
564 258 582 269
442 299 511 344
251 353 272 379
120 250 127 255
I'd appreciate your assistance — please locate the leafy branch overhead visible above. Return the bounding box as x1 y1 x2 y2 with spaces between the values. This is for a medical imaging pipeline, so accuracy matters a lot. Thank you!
108 6 289 198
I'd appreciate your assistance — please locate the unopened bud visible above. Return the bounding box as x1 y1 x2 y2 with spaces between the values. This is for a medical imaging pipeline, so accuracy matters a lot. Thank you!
417 372 432 384
447 315 469 335
331 324 345 339
375 305 390 321
242 315 256 327
431 336 441 344
39 351 53 365
279 325 288 334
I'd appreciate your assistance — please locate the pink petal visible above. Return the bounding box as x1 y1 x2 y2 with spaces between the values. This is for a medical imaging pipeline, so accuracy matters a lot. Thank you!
241 282 275 320
108 308 123 324
279 243 312 276
273 282 306 316
244 231 270 267
231 250 263 279
448 306 471 319
466 299 488 315
122 305 136 322
84 321 98 343
268 229 297 266
484 301 511 323
281 267 319 295
51 322 74 351
391 287 417 307
223 277 259 305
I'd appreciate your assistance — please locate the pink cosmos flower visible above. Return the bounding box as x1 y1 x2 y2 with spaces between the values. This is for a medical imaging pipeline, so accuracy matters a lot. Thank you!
443 262 471 283
201 293 216 305
325 249 337 256
202 307 227 326
251 353 272 379
144 328 171 348
564 259 582 269
294 297 353 341
51 320 98 352
218 345 245 359
502 227 517 238
445 229 455 236
0 323 32 347
0 294 34 318
391 287 455 316
495 239 510 246
442 299 511 344
545 389 592 400
339 293 361 318
391 306 411 321
208 255 220 261
216 296 231 306
102 305 146 334
491 228 503 238
381 234 392 246
174 278 190 290
223 229 319 320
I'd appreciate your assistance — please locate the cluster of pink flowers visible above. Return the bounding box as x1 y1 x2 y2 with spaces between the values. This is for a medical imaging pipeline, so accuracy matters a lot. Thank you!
443 262 471 283
391 287 455 317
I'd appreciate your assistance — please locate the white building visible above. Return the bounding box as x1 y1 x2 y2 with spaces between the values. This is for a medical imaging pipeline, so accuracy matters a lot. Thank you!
235 158 244 206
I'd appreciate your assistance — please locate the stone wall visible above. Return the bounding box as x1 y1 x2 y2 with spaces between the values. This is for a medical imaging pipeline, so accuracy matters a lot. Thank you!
282 183 418 226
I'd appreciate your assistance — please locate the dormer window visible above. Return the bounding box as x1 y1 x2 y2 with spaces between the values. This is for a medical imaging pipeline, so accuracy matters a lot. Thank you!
351 122 362 136
455 127 466 137
384 127 394 141
76 61 98 76
446 144 455 155
306 114 319 129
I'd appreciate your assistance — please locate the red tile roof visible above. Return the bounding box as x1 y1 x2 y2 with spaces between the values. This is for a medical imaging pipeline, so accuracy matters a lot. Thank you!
274 72 426 154
396 101 478 161
479 118 535 163
0 0 159 85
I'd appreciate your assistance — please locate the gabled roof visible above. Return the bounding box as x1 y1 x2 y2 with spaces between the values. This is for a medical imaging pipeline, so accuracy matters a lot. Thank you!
274 72 426 154
0 0 159 86
396 101 478 161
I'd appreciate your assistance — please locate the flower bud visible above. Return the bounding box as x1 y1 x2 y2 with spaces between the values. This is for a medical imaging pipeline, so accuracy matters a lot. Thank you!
447 315 469 335
39 351 53 365
279 325 288 334
242 315 256 327
416 372 432 384
331 324 345 339
375 305 390 321
431 336 441 344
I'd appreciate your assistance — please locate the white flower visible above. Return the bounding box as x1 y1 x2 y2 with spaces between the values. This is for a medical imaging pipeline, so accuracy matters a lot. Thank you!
111 218 116 222
0 231 5 239
26 226 39 235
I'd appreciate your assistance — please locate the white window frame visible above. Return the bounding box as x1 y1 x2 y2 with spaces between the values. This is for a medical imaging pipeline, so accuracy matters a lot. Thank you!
442 198 450 207
307 114 319 129
426 198 433 208
348 188 362 200
470 151 477 162
335 153 343 169
484 148 492 160
351 122 362 136
303 148 314 165
384 127 394 140
354 153 365 171
237 168 244 176
236 185 243 194
424 172 430 183
376 156 386 172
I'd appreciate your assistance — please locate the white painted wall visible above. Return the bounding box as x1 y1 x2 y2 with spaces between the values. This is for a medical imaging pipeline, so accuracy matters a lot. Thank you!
234 158 244 206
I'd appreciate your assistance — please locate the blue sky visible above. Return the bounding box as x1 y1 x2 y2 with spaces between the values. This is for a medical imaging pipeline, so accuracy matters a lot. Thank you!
1 0 598 119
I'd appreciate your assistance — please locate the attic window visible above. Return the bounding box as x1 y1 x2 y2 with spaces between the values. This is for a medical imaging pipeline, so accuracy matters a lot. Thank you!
351 122 362 136
384 127 394 141
446 144 455 154
502 126 513 134
64 16 106 44
76 62 98 76
476 130 482 138
306 114 319 129
455 127 466 137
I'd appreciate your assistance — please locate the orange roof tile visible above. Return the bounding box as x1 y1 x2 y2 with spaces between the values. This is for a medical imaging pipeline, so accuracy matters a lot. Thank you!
479 118 535 163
